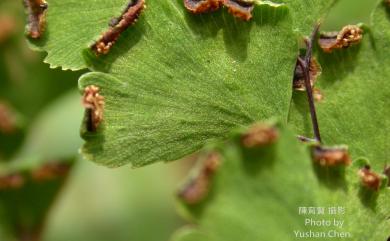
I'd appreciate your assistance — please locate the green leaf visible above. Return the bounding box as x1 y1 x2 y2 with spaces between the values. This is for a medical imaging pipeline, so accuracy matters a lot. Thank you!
26 0 344 167
28 0 135 70
287 3 390 170
27 0 338 70
78 1 299 167
172 124 390 241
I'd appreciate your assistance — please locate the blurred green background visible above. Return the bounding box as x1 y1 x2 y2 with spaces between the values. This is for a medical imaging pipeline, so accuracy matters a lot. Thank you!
43 161 187 241
0 0 379 241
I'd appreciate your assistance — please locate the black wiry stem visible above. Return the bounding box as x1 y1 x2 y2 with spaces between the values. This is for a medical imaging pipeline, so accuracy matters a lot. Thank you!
297 23 322 143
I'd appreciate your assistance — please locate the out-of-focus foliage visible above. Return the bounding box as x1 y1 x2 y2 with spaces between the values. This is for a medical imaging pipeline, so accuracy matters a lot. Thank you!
322 0 378 30
0 1 81 240
43 161 185 241
0 0 79 160
0 160 73 241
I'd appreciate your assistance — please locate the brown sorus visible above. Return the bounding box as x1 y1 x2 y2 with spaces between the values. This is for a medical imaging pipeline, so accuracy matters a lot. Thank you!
91 0 145 55
32 162 71 181
184 0 223 13
223 0 254 21
177 174 209 204
241 123 279 148
23 0 48 39
203 152 221 174
0 174 24 190
311 145 351 167
0 102 17 134
358 165 382 191
178 152 221 204
82 85 105 132
183 0 254 21
293 57 322 91
318 25 363 53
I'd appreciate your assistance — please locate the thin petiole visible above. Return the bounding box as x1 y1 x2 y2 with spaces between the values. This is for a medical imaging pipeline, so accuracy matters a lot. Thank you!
297 23 322 143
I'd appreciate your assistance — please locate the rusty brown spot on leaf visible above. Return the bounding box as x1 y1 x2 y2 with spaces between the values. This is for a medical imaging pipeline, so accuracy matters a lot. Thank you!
183 0 254 20
178 152 221 204
358 165 382 191
82 85 105 132
184 0 223 13
318 25 363 53
0 102 17 134
223 0 254 21
23 0 48 39
32 162 71 181
311 145 351 167
241 123 279 148
293 57 322 91
178 174 209 204
91 0 145 55
0 174 25 190
203 152 221 174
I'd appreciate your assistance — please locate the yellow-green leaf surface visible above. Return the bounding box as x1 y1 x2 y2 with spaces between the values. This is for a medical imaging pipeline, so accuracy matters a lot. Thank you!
29 0 133 70
288 3 390 170
78 1 298 168
172 124 390 241
27 0 342 167
28 0 336 70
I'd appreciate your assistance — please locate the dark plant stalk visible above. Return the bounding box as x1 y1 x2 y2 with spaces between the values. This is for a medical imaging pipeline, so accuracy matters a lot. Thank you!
297 24 322 143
